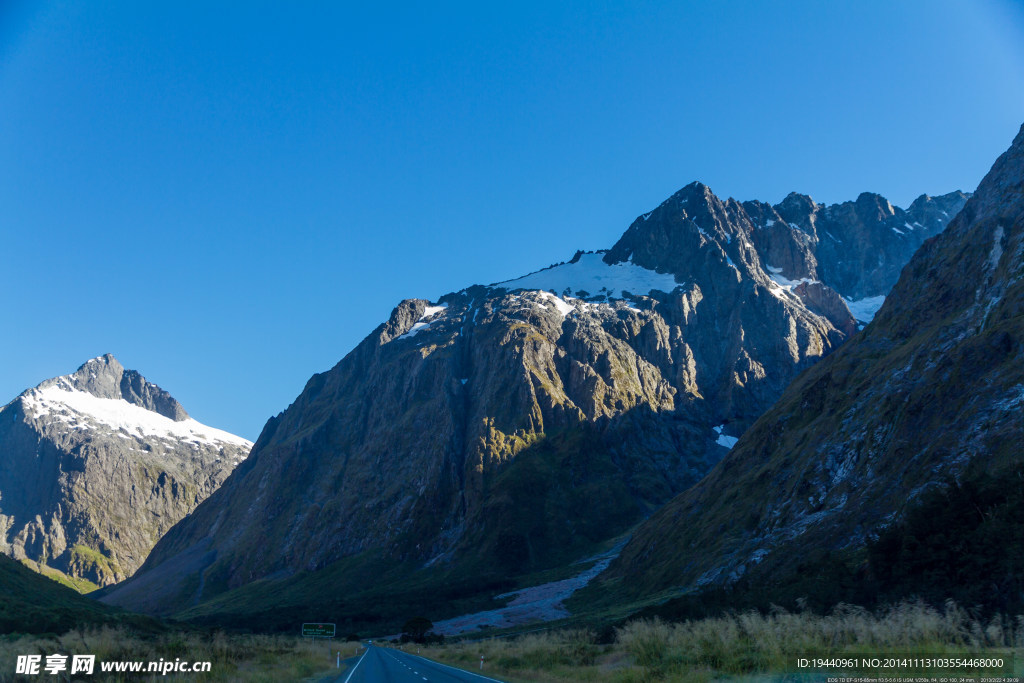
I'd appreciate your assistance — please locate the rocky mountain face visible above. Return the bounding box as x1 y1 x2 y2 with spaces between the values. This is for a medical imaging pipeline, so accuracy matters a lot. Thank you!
100 183 962 619
0 355 252 587
747 190 968 302
593 124 1024 602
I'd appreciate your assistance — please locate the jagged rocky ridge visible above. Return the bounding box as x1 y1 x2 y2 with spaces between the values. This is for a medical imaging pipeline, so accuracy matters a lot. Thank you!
594 124 1024 601
101 184 963 617
0 355 252 587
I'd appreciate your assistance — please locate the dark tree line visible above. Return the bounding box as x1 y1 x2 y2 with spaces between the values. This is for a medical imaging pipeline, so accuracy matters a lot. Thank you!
637 464 1024 622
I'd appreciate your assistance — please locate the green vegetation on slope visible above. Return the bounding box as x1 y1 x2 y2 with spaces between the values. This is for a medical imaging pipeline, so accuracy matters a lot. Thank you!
0 555 159 635
176 539 615 636
582 314 1024 610
66 543 124 586
173 425 652 635
19 559 100 594
2 556 344 679
177 549 515 635
619 463 1024 625
471 426 648 575
867 463 1024 613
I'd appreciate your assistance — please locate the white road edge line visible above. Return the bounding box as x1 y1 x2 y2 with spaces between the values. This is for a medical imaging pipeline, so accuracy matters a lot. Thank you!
400 651 506 683
341 648 369 683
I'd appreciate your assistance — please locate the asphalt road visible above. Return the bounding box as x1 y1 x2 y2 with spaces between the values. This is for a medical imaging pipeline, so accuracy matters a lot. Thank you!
331 644 506 683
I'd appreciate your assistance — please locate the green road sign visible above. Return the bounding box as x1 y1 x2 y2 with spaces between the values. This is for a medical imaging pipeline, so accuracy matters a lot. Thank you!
301 623 336 638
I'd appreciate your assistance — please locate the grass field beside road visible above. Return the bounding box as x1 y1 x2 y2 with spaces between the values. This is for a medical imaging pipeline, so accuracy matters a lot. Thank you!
0 627 351 682
417 601 1023 682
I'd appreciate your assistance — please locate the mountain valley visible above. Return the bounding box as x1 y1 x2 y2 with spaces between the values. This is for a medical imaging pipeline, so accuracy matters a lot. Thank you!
95 184 966 632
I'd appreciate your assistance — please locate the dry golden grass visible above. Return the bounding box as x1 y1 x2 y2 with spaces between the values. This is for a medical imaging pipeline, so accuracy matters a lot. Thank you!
420 601 1023 682
0 627 344 682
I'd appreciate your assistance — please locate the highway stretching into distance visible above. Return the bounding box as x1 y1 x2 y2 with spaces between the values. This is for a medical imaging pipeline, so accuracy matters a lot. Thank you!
332 644 507 683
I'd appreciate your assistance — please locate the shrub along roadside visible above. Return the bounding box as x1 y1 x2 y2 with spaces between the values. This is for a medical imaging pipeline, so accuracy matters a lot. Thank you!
417 602 1022 682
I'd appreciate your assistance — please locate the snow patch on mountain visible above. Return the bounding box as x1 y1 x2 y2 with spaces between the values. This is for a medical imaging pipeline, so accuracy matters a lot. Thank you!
765 265 817 289
398 303 449 339
764 265 820 302
21 384 253 449
536 291 576 318
713 425 738 449
497 253 680 300
845 295 886 323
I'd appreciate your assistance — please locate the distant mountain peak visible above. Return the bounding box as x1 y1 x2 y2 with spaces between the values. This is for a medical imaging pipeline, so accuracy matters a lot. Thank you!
777 190 818 212
60 353 126 398
32 354 189 421
0 357 252 587
677 180 715 200
853 191 896 221
907 190 969 213
662 180 713 201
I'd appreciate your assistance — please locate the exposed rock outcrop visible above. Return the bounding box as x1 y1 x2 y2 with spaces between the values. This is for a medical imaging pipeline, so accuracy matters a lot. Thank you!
0 355 251 587
595 124 1023 600
101 182 962 617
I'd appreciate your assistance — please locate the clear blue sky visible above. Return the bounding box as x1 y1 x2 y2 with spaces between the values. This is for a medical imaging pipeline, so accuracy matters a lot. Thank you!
2 1 1023 440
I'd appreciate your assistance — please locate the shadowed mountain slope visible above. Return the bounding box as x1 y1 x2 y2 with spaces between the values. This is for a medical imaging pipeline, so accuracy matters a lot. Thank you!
592 124 1024 604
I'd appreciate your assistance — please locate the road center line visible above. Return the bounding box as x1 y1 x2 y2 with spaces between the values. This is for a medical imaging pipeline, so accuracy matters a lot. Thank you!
341 648 368 683
398 650 506 683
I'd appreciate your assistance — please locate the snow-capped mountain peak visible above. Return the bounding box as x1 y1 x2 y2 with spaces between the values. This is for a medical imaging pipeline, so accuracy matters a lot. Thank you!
0 355 252 587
